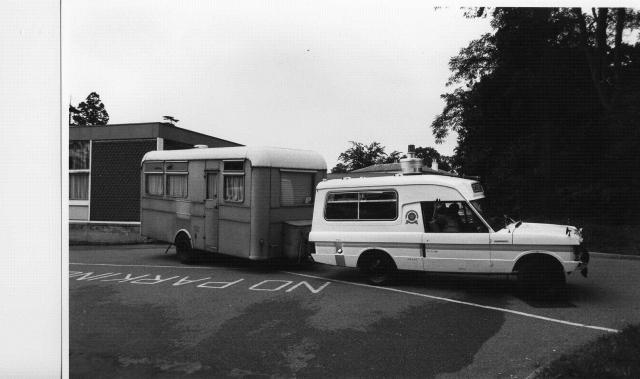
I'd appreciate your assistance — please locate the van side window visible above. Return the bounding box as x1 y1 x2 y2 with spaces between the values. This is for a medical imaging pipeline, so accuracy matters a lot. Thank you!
325 191 397 221
421 201 487 233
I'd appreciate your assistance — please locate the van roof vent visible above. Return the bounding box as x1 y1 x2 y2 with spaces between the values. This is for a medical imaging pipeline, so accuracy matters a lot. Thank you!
400 144 422 175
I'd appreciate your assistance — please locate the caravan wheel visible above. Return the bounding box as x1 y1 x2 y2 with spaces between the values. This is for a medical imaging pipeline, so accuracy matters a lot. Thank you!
175 234 194 264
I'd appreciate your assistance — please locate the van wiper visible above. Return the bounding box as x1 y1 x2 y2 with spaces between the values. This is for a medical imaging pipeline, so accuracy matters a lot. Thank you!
504 215 516 225
503 215 522 229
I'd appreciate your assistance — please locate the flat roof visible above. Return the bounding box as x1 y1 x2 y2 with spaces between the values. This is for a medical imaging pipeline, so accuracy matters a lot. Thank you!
142 146 327 171
69 122 242 147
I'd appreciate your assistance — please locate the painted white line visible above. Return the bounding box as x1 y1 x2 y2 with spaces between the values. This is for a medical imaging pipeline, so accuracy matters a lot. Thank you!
69 262 621 333
282 271 621 334
70 262 226 270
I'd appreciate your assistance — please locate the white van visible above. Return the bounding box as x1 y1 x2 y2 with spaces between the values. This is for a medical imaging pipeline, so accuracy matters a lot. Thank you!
309 174 589 292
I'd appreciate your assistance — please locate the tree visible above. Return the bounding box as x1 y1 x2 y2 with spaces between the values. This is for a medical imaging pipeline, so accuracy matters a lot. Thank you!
70 92 109 126
413 146 454 171
431 7 640 223
332 141 402 172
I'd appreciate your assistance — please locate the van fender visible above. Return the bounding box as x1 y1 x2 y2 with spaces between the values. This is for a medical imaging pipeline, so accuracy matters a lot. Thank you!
173 229 193 248
512 250 564 274
356 248 397 269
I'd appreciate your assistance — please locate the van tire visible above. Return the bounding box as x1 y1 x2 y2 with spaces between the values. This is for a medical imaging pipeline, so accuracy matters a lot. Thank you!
517 259 566 299
359 252 397 286
175 233 194 264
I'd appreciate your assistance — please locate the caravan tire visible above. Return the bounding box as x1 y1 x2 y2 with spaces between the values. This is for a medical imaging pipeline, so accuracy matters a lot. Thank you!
175 234 195 264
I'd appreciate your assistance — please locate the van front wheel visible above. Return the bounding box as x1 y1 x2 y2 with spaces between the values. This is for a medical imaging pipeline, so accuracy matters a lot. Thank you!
360 253 396 286
517 261 565 299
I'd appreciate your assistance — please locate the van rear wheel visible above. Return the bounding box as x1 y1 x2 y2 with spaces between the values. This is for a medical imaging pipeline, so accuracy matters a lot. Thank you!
175 234 194 264
360 253 396 286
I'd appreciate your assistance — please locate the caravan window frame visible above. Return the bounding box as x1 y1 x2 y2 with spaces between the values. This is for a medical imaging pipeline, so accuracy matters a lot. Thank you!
165 161 188 198
143 160 188 198
279 169 315 207
222 160 245 203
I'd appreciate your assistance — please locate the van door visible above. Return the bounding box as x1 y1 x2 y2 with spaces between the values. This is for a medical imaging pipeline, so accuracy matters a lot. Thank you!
204 171 219 252
420 201 491 273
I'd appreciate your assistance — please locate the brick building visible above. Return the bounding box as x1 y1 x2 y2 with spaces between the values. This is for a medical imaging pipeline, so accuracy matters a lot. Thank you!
69 122 242 243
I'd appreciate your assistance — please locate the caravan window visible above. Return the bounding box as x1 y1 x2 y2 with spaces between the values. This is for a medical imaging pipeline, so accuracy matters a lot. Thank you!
223 160 245 202
142 161 187 198
143 161 164 196
224 175 244 202
325 190 397 221
165 161 188 198
280 171 313 206
206 172 218 199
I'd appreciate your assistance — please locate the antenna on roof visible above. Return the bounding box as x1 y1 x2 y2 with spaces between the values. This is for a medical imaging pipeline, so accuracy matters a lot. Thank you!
163 116 179 126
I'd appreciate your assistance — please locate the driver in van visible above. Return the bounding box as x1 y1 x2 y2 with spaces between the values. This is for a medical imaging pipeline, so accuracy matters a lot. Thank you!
436 203 462 233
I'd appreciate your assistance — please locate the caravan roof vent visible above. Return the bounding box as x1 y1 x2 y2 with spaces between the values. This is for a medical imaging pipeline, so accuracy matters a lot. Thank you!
194 144 208 149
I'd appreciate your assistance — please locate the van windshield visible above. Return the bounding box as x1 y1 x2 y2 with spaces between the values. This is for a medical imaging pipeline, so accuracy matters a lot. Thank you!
469 199 506 231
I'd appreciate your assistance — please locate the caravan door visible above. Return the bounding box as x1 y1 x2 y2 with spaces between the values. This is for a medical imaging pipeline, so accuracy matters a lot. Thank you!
204 171 219 252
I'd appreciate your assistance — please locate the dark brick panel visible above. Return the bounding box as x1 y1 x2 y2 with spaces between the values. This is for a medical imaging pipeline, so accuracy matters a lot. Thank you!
90 140 156 221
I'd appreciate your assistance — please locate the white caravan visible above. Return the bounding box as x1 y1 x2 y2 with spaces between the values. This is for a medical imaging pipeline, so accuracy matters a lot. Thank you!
309 174 589 292
141 146 326 262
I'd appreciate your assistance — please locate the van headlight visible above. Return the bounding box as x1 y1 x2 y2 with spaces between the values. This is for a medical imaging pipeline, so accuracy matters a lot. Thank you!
573 243 589 263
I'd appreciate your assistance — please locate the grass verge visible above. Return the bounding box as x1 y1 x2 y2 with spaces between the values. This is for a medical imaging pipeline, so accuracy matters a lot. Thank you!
535 324 640 378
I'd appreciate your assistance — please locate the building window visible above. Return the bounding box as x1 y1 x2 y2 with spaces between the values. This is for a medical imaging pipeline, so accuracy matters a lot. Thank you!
69 141 90 200
206 172 218 199
70 172 89 200
280 171 313 206
325 190 397 221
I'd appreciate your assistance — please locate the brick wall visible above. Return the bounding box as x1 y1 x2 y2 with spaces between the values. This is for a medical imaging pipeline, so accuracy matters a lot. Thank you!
90 140 156 221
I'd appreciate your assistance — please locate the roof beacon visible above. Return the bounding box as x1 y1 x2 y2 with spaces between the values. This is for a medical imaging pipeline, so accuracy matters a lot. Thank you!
400 144 422 175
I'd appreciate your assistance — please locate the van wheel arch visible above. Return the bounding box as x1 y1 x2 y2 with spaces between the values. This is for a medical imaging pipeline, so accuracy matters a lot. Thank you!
514 253 566 298
357 249 397 286
174 230 195 264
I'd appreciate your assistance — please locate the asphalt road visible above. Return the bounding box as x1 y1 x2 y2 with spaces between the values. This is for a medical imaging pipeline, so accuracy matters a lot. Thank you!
69 245 640 378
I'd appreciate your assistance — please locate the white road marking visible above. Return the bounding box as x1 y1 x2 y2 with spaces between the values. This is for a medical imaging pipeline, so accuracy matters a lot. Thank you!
70 262 226 270
70 262 620 333
282 271 621 334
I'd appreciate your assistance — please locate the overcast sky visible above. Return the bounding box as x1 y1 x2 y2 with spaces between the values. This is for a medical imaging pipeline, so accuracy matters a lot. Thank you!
63 1 492 168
